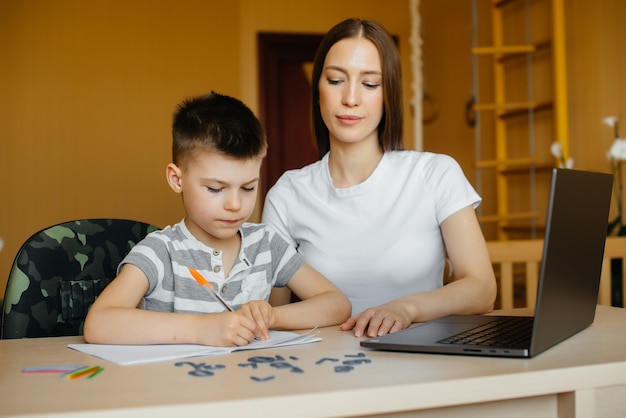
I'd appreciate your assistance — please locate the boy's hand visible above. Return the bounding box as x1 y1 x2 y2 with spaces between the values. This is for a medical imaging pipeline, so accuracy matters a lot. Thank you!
237 300 275 341
197 311 258 347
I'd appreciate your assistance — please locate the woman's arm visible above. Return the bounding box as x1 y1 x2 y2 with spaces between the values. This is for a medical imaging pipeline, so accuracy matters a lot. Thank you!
340 206 497 337
83 264 258 346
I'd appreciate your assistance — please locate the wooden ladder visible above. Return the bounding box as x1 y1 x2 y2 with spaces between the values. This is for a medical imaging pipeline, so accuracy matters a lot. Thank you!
471 0 570 240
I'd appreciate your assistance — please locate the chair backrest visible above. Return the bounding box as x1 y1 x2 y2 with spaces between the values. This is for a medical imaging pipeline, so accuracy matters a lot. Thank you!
1 219 159 339
486 239 544 309
487 236 626 310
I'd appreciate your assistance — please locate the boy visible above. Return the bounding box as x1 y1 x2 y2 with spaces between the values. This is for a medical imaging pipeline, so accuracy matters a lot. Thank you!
84 92 351 346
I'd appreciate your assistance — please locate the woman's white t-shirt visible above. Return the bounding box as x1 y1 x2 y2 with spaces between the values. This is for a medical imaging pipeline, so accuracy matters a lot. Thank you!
262 151 480 315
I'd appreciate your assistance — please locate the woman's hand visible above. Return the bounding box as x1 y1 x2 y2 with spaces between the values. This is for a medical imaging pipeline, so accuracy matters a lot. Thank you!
340 302 412 338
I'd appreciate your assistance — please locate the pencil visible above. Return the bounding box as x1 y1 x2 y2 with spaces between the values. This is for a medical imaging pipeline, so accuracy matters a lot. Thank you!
189 267 235 312
60 365 90 377
67 366 101 379
21 364 79 373
86 367 104 379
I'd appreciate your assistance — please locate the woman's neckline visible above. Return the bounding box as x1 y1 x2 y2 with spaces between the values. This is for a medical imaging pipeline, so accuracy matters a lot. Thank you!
327 144 384 189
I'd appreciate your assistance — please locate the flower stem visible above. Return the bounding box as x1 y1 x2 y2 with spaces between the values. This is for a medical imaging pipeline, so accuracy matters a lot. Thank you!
618 161 623 228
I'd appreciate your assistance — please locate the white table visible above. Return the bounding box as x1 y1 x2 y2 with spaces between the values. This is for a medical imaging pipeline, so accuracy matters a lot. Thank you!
1 305 625 417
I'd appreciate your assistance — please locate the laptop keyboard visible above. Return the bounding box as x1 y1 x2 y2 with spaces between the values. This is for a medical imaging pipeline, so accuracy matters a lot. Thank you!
437 317 533 348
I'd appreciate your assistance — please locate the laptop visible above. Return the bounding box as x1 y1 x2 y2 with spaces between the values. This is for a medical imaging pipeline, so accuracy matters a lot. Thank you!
361 168 613 358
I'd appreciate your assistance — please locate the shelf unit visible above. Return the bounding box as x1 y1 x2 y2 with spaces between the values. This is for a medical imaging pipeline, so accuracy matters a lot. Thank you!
471 0 570 240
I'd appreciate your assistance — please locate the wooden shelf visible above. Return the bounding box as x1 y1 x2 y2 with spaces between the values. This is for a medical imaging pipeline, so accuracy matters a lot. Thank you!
494 0 520 8
474 160 552 176
471 45 535 55
502 224 546 234
500 100 553 119
500 163 553 176
498 40 552 63
471 40 551 63
473 100 553 118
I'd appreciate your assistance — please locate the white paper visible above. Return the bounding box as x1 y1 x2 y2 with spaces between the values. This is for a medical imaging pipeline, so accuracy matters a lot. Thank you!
68 329 321 366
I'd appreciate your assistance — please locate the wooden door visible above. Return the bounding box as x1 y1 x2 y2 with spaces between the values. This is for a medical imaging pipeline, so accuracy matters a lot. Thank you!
257 33 323 204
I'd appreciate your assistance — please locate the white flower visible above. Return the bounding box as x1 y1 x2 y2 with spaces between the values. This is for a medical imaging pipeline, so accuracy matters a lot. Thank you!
603 116 618 129
603 116 620 139
550 142 563 159
550 141 573 168
608 138 626 161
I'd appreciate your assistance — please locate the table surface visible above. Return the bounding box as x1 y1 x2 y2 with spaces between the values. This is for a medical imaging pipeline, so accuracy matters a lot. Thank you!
2 306 626 417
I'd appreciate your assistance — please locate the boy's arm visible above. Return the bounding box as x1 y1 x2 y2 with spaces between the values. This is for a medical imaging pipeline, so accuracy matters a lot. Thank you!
271 264 351 329
83 264 258 346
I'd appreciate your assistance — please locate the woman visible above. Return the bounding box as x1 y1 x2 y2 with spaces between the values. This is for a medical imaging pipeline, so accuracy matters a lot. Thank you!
262 18 496 338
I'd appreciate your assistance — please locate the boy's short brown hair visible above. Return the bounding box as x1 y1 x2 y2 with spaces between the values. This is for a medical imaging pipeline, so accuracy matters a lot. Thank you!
172 91 267 167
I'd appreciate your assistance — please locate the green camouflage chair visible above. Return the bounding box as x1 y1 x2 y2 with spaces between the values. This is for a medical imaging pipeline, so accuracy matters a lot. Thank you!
1 219 159 339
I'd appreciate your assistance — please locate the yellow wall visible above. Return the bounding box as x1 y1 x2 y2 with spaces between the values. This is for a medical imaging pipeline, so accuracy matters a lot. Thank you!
566 0 626 174
420 0 483 180
0 0 241 293
0 0 411 296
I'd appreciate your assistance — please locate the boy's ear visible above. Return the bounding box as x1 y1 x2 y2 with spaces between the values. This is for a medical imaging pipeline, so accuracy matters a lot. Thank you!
166 163 183 193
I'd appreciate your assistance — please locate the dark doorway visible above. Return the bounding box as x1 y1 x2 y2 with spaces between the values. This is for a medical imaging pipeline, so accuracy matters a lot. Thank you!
257 33 323 204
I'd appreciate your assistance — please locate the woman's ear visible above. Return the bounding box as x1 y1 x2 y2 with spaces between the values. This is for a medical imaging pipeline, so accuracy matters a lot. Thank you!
166 163 183 193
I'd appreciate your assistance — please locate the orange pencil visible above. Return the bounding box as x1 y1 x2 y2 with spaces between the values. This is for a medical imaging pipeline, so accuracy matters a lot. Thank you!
189 267 234 312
